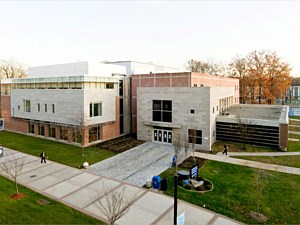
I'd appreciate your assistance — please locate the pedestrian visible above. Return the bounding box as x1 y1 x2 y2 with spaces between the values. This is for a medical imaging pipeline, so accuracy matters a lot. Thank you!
172 155 177 167
40 151 47 163
222 145 228 155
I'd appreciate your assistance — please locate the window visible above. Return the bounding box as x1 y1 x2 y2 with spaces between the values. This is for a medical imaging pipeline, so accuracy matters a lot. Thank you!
190 109 195 114
152 100 172 123
45 104 47 112
23 100 31 112
52 104 55 113
188 129 202 145
60 127 68 141
29 122 34 134
194 84 197 87
49 126 56 138
106 83 114 89
90 102 102 117
38 123 45 136
213 107 215 113
89 125 101 143
37 103 40 112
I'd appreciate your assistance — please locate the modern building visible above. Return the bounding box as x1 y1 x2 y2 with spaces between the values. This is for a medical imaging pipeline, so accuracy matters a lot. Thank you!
132 72 240 151
0 61 289 150
0 61 131 146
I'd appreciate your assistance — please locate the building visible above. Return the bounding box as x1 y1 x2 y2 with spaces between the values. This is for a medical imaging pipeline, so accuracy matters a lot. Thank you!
132 72 240 151
0 61 289 150
0 61 131 146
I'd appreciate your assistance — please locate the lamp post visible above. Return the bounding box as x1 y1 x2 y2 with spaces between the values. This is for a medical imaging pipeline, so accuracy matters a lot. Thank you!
174 173 178 225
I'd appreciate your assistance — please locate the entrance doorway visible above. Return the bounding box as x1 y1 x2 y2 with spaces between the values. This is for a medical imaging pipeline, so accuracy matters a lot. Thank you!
153 128 172 144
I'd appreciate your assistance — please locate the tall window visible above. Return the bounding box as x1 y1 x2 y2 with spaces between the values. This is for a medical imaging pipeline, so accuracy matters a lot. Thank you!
23 100 31 112
188 129 202 145
52 104 55 113
37 103 40 112
152 100 172 123
89 125 101 143
90 102 102 117
45 104 47 112
29 122 34 134
38 123 45 136
60 127 68 141
49 125 56 138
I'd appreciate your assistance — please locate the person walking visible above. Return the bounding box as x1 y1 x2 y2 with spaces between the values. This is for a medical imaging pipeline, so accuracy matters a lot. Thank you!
222 145 228 155
40 151 47 163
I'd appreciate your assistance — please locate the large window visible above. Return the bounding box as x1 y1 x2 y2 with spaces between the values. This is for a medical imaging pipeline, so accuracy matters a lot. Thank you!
89 125 101 143
29 122 34 134
49 125 56 138
152 100 172 123
90 102 102 117
23 100 31 112
38 123 45 136
188 129 202 145
60 127 68 141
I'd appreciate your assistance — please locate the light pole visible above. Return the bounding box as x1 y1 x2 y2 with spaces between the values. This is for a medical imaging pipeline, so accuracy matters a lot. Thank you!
174 173 178 225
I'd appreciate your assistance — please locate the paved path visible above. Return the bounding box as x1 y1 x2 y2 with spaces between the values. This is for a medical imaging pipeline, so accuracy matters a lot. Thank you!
216 152 300 156
88 142 186 187
195 152 300 175
0 147 242 225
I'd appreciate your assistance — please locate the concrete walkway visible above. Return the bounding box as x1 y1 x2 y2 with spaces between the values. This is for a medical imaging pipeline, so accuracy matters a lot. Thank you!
0 147 242 225
88 142 186 187
195 152 300 175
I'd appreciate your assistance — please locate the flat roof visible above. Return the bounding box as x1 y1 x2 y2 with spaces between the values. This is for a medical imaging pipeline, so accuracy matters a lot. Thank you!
217 104 289 126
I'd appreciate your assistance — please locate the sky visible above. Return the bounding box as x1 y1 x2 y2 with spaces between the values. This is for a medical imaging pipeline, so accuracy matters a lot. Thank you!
0 1 300 75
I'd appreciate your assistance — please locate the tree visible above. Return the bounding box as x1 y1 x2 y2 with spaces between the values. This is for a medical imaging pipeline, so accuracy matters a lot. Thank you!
92 185 139 225
186 59 225 75
236 116 256 151
229 55 248 103
0 58 27 78
252 169 267 214
228 50 292 104
0 153 25 194
173 131 183 171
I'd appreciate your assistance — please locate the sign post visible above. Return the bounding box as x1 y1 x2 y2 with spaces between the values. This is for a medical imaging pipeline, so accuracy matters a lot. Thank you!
0 147 3 157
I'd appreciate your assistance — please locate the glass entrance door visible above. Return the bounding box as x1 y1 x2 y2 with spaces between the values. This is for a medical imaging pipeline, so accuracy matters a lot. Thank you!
153 128 172 144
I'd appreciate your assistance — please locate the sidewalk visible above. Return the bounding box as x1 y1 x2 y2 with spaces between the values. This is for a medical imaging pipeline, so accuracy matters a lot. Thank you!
0 147 242 225
194 152 300 175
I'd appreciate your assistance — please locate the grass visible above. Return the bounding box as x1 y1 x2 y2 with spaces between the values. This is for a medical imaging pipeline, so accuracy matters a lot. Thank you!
0 176 106 224
0 131 115 168
289 133 300 139
161 161 300 224
232 155 300 168
211 140 278 153
289 126 300 132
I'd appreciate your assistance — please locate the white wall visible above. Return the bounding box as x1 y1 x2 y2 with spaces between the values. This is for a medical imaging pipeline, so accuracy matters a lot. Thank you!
28 61 126 78
11 89 116 126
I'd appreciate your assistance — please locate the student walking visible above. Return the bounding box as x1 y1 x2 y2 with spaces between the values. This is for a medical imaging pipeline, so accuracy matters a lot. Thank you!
40 151 47 163
222 145 228 155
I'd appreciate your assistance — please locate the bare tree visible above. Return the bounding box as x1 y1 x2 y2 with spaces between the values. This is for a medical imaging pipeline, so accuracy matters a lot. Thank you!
173 131 183 171
252 169 267 214
236 116 256 151
93 185 139 225
0 153 25 194
0 58 27 78
70 111 88 156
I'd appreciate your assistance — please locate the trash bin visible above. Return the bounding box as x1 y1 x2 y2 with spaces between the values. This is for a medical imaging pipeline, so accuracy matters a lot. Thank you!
160 178 167 191
152 175 161 189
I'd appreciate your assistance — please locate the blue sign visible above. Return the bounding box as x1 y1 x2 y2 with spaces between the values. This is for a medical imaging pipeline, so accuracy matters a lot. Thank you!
190 165 198 179
177 212 185 225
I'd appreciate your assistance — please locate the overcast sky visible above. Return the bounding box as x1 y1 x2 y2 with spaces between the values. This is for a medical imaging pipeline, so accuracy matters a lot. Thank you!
1 1 300 75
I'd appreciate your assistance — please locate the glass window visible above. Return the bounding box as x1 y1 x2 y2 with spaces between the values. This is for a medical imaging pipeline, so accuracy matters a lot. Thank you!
23 100 31 112
152 100 172 123
89 125 101 143
106 83 114 89
90 102 102 117
38 123 45 136
188 129 202 145
45 104 47 112
37 103 40 112
52 104 55 113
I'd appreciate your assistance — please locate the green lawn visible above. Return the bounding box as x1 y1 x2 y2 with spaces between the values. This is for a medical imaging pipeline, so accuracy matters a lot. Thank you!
0 131 115 168
160 161 300 224
211 140 278 153
0 176 106 224
232 155 300 168
289 133 300 139
287 141 300 152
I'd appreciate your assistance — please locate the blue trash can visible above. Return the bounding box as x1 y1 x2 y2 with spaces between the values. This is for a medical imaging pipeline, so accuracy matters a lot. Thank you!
152 175 161 189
